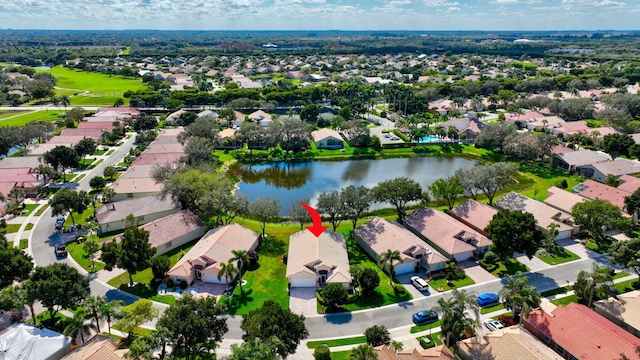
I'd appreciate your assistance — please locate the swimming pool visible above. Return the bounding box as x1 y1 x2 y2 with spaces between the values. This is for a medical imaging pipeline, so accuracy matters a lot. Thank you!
418 135 443 142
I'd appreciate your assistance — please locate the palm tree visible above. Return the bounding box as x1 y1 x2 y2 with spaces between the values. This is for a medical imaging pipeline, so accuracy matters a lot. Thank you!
350 344 377 360
378 249 403 284
577 263 613 308
99 299 124 335
83 295 106 333
52 96 60 112
433 288 480 350
218 261 237 289
102 188 116 203
447 125 458 141
390 340 403 353
499 271 541 321
60 95 70 110
63 308 96 345
231 249 250 293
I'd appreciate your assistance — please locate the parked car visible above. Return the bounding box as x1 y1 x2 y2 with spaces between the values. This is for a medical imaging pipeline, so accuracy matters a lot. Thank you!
484 319 505 331
476 293 500 307
115 166 128 171
55 245 67 258
412 310 439 325
410 276 429 292
55 216 65 230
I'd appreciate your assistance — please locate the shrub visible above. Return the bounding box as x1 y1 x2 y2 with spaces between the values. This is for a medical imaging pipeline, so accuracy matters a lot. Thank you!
445 262 466 281
483 251 499 266
313 345 331 360
365 325 390 347
321 283 348 309
180 280 188 290
497 314 518 326
380 111 387 118
166 279 174 288
418 335 434 349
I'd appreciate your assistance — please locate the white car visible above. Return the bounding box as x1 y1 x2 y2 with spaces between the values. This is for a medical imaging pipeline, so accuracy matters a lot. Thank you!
484 319 505 331
410 276 429 292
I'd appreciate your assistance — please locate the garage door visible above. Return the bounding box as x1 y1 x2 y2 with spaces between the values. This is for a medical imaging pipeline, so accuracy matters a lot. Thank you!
290 277 316 287
555 230 571 240
453 252 473 262
393 262 415 275
205 274 225 284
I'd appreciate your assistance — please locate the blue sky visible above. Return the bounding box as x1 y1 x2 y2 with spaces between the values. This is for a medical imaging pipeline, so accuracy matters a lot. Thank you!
1 0 637 30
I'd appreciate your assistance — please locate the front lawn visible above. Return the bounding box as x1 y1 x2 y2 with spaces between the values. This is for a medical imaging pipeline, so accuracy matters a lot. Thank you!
515 161 581 200
19 239 28 249
28 311 72 334
20 204 39 216
428 275 476 292
34 204 49 216
306 336 367 349
330 351 352 360
550 294 579 306
4 224 20 233
540 285 573 298
537 247 581 265
585 240 612 254
613 278 640 293
478 257 529 277
67 241 106 273
410 319 442 333
480 303 505 315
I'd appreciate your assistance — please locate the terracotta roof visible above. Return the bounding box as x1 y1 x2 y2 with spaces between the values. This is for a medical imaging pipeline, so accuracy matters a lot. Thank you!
311 128 343 143
286 230 351 284
118 165 157 179
144 142 185 154
95 195 178 225
526 303 640 360
495 192 575 234
59 128 105 139
403 207 487 257
114 210 204 249
374 344 456 360
459 326 562 360
46 135 90 145
77 122 116 131
450 199 498 232
618 175 640 193
109 177 163 195
353 217 448 265
574 179 631 209
544 186 586 214
131 152 185 166
168 223 259 277
0 156 44 169
62 335 124 360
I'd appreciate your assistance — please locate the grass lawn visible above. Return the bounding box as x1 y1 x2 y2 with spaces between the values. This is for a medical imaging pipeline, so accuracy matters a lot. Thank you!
79 158 96 167
585 240 612 254
93 149 107 156
20 204 39 216
112 323 154 337
107 239 201 305
537 247 581 265
307 336 367 349
0 110 66 127
478 258 529 277
106 149 115 156
428 275 476 292
19 239 28 249
515 161 582 201
480 303 505 315
64 203 101 228
67 241 106 273
492 311 512 320
614 271 630 279
34 204 49 216
35 66 146 106
410 319 442 333
330 351 352 360
74 174 86 182
28 311 72 334
613 278 640 293
24 223 34 231
416 332 443 348
540 285 573 298
4 224 20 233
550 294 579 306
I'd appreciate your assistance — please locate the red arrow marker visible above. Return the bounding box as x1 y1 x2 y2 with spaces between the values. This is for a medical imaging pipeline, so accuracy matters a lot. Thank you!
300 203 327 237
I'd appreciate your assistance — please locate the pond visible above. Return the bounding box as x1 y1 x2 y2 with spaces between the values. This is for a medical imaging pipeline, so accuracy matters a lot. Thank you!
232 157 477 214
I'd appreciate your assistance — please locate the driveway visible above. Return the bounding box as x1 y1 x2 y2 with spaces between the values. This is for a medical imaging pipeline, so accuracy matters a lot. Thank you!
289 287 318 317
395 270 434 298
515 253 551 272
459 260 497 283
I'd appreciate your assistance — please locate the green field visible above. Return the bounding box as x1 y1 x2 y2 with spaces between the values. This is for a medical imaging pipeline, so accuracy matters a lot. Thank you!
0 110 66 127
35 66 146 106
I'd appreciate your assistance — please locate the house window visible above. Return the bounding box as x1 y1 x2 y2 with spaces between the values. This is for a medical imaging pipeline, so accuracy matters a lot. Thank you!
165 241 172 249
176 277 182 282
555 344 565 356
327 139 342 146
319 270 328 284
569 355 578 360
543 335 551 344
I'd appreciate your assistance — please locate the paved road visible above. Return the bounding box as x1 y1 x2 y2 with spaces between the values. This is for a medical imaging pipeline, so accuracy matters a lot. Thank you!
27 131 619 341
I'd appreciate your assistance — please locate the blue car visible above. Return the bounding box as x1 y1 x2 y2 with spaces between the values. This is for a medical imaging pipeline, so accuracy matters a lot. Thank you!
412 310 439 325
476 293 500 307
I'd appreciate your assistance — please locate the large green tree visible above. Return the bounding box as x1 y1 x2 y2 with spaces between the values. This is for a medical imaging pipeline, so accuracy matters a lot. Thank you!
28 263 90 319
571 199 628 244
364 324 390 347
433 288 480 350
624 188 640 217
288 196 312 230
156 293 228 359
43 145 80 182
428 176 463 210
484 209 544 260
116 299 159 338
316 190 347 231
248 197 281 237
74 137 97 160
49 188 91 225
372 177 424 219
230 336 284 360
349 344 377 360
574 263 613 308
0 236 33 288
240 300 309 358
600 133 635 159
609 238 640 281
341 185 371 229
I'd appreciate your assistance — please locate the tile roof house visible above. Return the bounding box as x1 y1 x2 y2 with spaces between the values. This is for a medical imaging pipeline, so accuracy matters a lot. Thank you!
248 110 273 127
577 158 640 183
311 128 344 149
595 290 640 338
374 344 456 360
353 217 448 275
495 192 578 240
552 149 611 172
403 207 491 261
167 223 259 285
95 107 140 119
114 210 205 256
143 142 185 154
0 167 43 199
449 199 498 235
62 335 126 360
524 302 640 360
618 174 640 193
95 195 180 233
286 230 352 288
573 179 631 210
164 109 186 125
0 156 44 170
544 186 586 214
458 326 562 360
131 152 186 166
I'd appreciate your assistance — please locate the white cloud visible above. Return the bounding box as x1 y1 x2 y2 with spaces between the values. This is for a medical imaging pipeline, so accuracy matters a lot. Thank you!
423 0 459 6
447 6 461 11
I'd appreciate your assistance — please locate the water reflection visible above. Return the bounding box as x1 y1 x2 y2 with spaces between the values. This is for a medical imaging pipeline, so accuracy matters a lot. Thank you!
234 157 477 214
